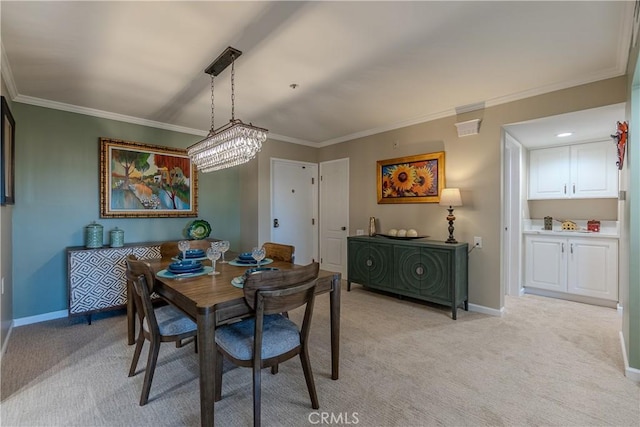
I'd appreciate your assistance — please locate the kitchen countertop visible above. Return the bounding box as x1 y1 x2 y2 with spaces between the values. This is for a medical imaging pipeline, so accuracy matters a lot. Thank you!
523 219 619 238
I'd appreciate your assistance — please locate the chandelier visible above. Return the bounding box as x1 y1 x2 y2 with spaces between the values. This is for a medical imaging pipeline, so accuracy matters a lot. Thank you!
187 47 268 173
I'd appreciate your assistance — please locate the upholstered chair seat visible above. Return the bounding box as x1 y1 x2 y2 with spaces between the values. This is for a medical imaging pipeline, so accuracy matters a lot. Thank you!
215 314 300 361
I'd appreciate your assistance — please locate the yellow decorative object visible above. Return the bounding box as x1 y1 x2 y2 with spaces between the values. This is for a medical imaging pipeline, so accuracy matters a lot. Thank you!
561 220 577 231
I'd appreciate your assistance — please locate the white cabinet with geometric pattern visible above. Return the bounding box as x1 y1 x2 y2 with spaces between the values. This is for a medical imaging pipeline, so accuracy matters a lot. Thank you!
67 243 161 321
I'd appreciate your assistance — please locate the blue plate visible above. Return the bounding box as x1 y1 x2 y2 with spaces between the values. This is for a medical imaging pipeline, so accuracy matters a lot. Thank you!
245 267 279 275
233 258 257 265
228 258 273 267
168 266 203 274
157 266 212 279
168 260 203 273
231 276 245 288
178 249 206 259
238 252 255 261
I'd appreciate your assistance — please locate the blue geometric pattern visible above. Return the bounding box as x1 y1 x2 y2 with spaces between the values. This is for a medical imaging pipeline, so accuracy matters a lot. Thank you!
68 245 161 315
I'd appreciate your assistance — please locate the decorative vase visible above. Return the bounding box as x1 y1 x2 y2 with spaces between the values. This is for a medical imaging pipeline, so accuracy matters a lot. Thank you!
110 227 124 247
85 221 103 248
369 217 377 236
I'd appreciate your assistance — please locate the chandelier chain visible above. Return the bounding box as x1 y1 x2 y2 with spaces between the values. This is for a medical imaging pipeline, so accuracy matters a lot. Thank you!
210 73 215 131
231 54 235 121
187 46 267 173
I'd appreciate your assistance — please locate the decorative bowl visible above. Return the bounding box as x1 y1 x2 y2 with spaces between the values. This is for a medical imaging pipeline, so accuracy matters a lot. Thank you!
184 219 212 240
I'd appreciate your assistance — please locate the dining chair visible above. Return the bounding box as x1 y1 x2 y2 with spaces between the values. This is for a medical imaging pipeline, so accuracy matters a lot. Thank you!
262 242 295 263
159 239 216 258
261 242 296 329
214 262 320 427
125 255 198 406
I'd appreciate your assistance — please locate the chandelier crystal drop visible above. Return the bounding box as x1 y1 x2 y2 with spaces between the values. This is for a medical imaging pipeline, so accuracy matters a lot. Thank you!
187 46 267 172
189 120 268 172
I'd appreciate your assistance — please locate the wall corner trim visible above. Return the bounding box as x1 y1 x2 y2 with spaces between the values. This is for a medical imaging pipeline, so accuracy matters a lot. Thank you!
1 320 14 359
619 331 640 382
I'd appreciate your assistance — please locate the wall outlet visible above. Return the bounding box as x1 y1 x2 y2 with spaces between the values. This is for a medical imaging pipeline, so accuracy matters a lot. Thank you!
356 229 365 235
393 140 400 149
474 236 483 248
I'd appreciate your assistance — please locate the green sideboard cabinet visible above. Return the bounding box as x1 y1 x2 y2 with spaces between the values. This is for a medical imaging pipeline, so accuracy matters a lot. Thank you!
347 236 469 319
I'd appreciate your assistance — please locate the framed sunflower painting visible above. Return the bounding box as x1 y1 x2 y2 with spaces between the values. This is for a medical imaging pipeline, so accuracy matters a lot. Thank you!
377 151 445 204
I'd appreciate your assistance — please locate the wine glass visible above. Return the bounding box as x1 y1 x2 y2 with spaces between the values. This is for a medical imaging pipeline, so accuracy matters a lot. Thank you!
219 240 230 263
251 246 266 269
206 246 221 275
178 240 190 262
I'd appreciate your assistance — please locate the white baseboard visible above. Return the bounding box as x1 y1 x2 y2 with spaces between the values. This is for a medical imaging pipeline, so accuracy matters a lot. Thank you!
468 303 504 317
619 331 640 382
13 309 68 327
1 320 14 359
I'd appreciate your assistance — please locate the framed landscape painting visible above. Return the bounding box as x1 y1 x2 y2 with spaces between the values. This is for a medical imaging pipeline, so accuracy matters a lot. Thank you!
377 151 445 204
100 137 198 218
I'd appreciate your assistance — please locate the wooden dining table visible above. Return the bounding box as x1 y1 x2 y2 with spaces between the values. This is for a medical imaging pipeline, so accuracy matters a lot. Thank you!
125 253 341 427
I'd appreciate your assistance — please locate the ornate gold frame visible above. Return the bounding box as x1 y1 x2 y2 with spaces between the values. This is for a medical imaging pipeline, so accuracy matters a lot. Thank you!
100 137 198 218
377 151 445 204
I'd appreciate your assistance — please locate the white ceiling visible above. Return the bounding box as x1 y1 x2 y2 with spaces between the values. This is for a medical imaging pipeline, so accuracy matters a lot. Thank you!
504 102 626 149
0 1 634 146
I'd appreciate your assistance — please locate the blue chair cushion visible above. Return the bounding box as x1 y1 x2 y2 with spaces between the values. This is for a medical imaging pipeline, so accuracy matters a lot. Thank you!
215 314 300 361
143 305 197 336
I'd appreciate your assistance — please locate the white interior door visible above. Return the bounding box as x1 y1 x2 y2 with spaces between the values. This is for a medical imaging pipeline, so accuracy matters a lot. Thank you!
319 158 349 275
503 132 524 298
271 159 318 265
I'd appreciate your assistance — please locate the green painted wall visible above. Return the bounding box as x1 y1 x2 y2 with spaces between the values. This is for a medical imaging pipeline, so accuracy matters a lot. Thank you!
12 103 242 319
630 73 640 370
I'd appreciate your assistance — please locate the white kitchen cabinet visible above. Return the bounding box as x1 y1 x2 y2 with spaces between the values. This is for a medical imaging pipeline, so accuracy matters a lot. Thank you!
567 238 618 300
528 140 618 199
524 235 618 301
524 235 566 292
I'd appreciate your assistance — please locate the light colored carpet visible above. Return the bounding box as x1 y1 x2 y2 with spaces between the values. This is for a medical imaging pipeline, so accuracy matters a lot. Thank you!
1 282 638 427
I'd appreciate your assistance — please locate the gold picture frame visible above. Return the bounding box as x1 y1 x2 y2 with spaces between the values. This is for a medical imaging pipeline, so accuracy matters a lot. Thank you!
377 151 445 204
100 137 198 218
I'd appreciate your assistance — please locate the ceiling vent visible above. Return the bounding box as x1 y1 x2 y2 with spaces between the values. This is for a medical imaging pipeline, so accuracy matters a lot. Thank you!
454 118 481 137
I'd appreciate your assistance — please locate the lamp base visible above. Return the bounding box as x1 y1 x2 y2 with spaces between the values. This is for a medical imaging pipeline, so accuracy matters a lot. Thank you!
445 207 457 244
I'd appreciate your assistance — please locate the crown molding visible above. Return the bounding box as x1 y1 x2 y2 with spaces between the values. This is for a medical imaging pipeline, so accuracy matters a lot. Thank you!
14 95 209 137
484 68 625 110
317 108 456 147
316 68 624 147
266 132 316 146
0 42 19 100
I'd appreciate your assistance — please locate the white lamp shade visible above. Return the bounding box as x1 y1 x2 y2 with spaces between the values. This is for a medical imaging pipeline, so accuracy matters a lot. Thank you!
439 188 462 207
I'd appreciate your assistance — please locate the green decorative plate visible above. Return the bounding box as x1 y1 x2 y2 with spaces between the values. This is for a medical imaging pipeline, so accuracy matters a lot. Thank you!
185 219 212 240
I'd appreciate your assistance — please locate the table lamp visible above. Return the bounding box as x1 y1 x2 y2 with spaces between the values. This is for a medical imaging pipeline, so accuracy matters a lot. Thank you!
439 188 462 244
